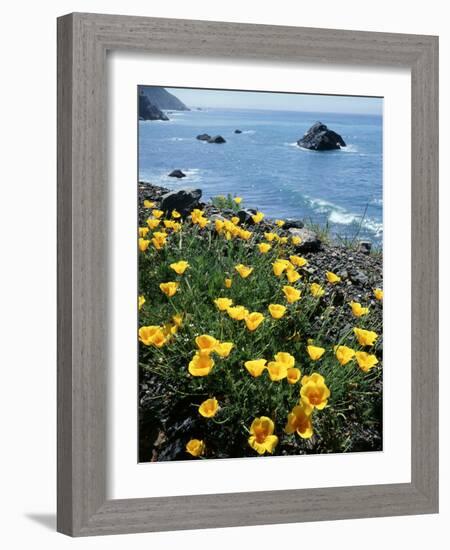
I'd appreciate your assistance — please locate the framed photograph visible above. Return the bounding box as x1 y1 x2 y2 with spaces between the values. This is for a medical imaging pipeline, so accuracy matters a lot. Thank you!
57 13 438 536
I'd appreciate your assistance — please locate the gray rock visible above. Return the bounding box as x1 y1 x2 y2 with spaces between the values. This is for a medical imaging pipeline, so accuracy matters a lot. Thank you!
168 169 186 178
297 121 346 151
288 227 321 252
283 218 304 230
234 129 242 134
160 188 202 215
237 209 257 225
358 241 372 255
208 135 226 144
350 269 369 286
196 133 211 141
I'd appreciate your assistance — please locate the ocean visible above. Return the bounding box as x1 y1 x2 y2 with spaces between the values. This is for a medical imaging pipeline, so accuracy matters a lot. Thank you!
138 108 383 244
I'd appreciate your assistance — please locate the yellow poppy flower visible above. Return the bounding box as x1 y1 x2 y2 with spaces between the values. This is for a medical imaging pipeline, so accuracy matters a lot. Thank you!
186 439 205 457
278 236 288 245
227 305 249 321
138 238 150 252
268 304 287 319
159 281 179 297
152 231 168 250
248 417 278 455
172 313 183 327
172 222 182 232
215 342 234 357
244 359 267 377
310 283 325 297
291 236 302 245
163 220 175 229
231 216 240 225
334 345 355 366
272 259 291 277
285 404 313 438
373 288 384 301
214 297 233 311
286 269 301 283
355 351 379 372
152 209 164 219
257 243 272 254
300 373 330 410
171 209 181 219
139 227 149 237
197 216 209 228
225 278 232 288
143 200 156 208
146 218 160 230
235 264 253 278
215 219 224 233
264 232 277 242
306 345 325 361
238 229 252 240
252 212 264 224
195 334 218 354
245 312 264 331
188 352 215 376
275 219 285 227
289 255 308 268
198 398 219 418
169 260 190 275
287 367 301 384
349 301 369 317
282 285 301 303
138 325 166 348
274 352 295 368
234 197 242 204
353 327 378 347
267 361 288 381
138 295 145 310
326 271 341 284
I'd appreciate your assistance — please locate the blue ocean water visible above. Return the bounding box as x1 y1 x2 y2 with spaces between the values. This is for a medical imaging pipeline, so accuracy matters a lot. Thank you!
139 108 383 243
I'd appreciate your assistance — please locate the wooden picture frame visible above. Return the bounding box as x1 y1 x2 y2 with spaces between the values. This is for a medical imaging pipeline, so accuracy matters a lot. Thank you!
57 12 439 536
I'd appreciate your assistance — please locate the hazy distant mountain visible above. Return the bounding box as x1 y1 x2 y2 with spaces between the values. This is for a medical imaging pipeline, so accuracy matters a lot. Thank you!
139 94 169 121
140 86 189 111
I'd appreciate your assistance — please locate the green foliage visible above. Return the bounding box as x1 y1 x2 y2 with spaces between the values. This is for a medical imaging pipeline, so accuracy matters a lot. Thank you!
138 215 382 461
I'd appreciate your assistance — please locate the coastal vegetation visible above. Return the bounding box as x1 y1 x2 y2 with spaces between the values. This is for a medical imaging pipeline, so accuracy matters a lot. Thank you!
138 184 383 461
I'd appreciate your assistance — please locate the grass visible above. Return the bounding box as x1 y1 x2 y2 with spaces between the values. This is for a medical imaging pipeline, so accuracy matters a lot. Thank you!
138 204 383 461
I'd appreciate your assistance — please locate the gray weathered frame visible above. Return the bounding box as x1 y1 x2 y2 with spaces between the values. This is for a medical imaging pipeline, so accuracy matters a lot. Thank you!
57 12 439 537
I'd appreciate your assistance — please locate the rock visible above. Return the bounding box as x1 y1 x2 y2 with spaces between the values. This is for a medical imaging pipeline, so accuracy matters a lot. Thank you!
168 169 186 179
288 227 321 252
283 218 304 230
138 93 169 121
234 129 242 134
237 209 257 225
349 269 369 286
297 121 346 151
208 135 226 144
140 86 189 111
160 188 202 215
358 241 372 255
196 133 211 141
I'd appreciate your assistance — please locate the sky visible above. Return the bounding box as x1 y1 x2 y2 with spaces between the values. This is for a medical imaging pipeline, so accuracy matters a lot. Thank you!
167 87 383 115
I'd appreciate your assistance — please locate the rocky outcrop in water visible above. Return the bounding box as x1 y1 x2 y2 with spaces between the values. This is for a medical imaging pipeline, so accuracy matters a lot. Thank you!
140 86 189 111
297 122 346 151
208 135 226 144
196 133 211 141
168 170 186 179
139 94 169 121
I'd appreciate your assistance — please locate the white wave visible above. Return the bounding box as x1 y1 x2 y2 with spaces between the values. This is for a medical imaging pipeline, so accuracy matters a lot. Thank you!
166 137 191 142
242 130 256 134
328 210 359 225
340 144 358 153
285 142 299 148
306 195 382 236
